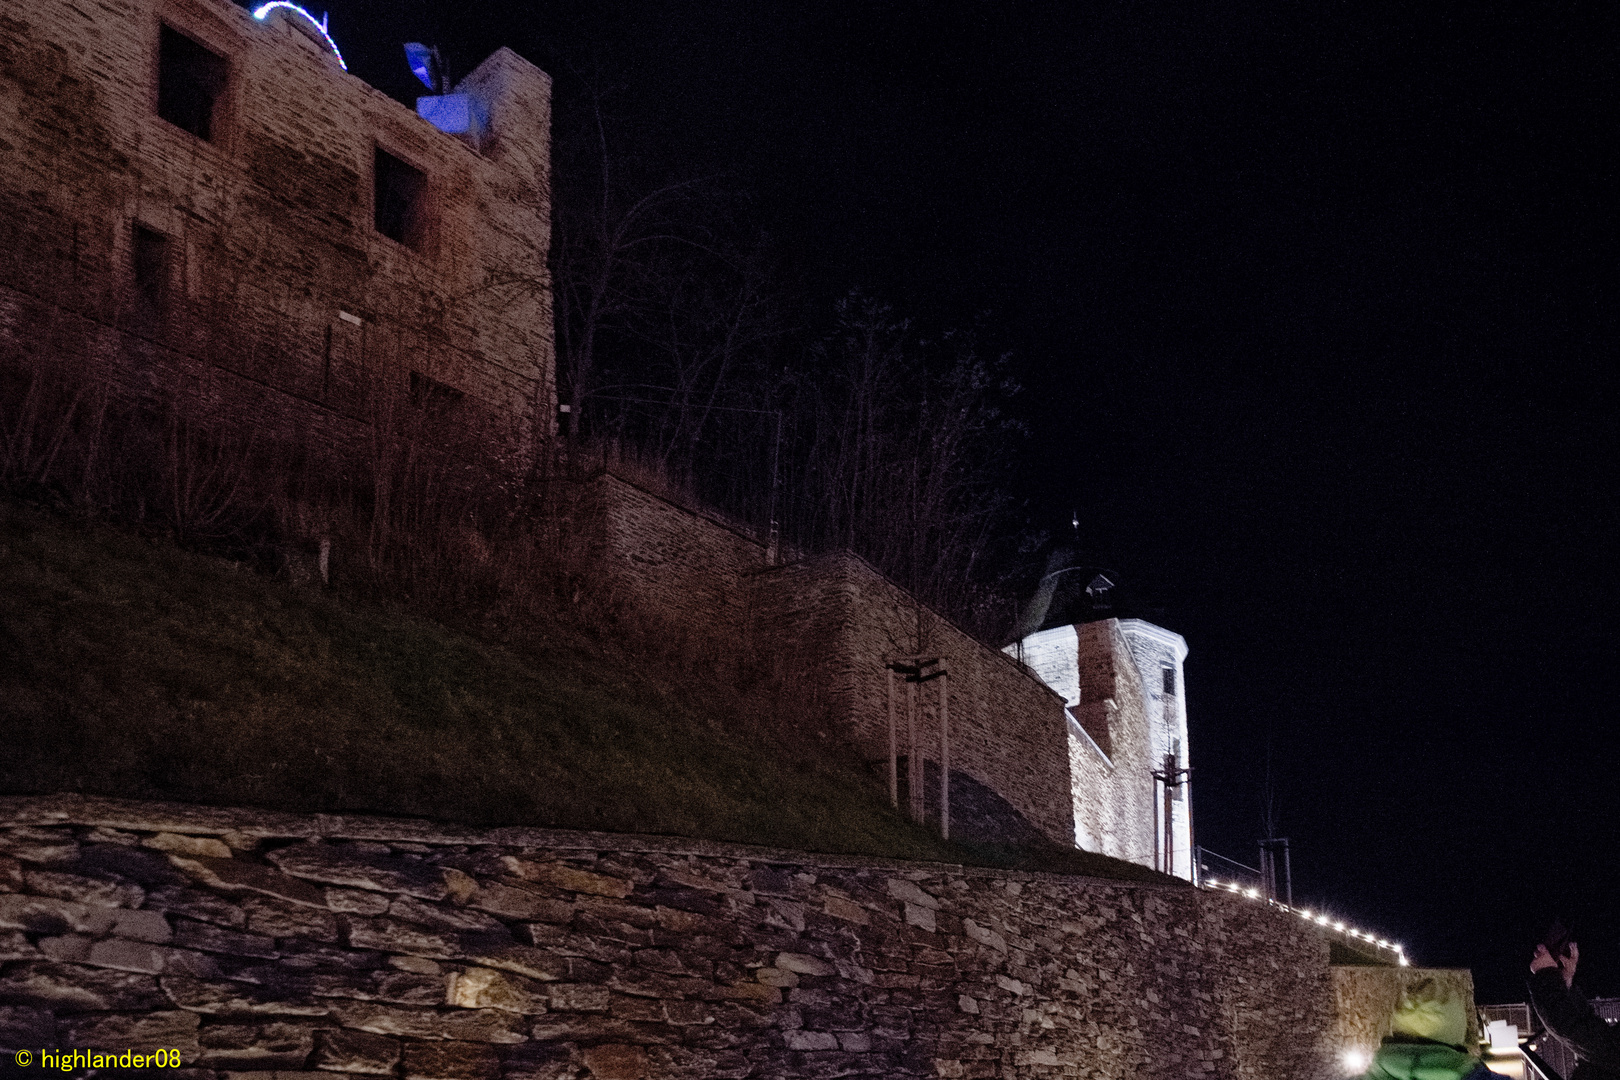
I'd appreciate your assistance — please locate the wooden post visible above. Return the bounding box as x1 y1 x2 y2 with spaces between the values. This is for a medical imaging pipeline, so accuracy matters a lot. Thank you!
907 677 920 822
887 667 897 808
939 672 950 840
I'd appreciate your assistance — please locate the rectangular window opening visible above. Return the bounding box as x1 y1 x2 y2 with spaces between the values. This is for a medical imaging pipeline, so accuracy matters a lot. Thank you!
410 371 464 412
375 148 428 249
158 24 228 141
132 224 171 308
1163 667 1176 696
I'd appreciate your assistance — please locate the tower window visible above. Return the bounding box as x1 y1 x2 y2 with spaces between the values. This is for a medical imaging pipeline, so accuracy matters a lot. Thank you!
132 224 171 307
374 148 428 249
158 25 228 141
1163 667 1176 696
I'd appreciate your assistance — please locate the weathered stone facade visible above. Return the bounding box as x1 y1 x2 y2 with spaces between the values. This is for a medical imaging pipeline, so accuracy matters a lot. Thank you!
0 0 554 465
0 794 1345 1078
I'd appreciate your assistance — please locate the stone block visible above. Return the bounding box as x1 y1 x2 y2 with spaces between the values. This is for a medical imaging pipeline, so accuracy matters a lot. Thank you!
887 879 941 910
24 868 145 908
469 881 572 923
391 896 509 934
87 937 169 974
327 1002 528 1044
823 896 869 924
400 1039 502 1079
243 895 342 942
269 845 450 900
59 1009 201 1057
144 886 250 928
173 918 279 958
464 944 569 982
0 961 167 1012
197 1020 318 1067
326 888 392 915
783 1029 838 1051
577 1043 648 1079
145 832 235 859
168 855 329 908
312 1027 403 1074
347 917 462 959
503 858 632 899
775 952 835 976
446 967 545 1014
160 974 332 1017
544 983 610 1014
307 971 446 1007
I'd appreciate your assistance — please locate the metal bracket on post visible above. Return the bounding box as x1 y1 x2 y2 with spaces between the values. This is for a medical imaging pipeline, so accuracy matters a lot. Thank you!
1151 759 1192 877
885 656 947 835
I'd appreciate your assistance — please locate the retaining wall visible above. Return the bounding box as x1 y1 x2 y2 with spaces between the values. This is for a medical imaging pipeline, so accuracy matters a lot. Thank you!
0 795 1340 1078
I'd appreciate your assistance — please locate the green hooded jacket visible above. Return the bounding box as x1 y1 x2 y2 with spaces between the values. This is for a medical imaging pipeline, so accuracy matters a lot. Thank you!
1362 1039 1493 1080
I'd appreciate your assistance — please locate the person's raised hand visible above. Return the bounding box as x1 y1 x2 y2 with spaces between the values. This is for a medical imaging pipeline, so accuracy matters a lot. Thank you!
1532 943 1559 974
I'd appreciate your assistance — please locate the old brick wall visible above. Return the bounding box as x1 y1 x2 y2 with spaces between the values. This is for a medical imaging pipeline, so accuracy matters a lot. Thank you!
0 0 553 467
0 795 1341 1078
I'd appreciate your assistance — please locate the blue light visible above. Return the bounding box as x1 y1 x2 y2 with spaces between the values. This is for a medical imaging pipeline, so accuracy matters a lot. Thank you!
251 2 348 71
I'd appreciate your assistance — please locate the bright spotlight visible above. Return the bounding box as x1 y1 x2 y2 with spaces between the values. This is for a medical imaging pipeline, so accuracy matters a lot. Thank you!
1343 1048 1370 1073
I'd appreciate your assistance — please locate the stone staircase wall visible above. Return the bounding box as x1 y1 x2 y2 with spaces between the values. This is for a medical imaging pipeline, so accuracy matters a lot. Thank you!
0 795 1338 1078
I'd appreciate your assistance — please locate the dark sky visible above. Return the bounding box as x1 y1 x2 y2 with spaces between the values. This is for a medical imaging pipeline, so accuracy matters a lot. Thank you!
308 0 1616 1002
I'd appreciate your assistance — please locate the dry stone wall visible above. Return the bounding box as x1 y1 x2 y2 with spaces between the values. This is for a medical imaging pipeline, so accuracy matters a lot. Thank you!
0 795 1340 1079
1 0 554 466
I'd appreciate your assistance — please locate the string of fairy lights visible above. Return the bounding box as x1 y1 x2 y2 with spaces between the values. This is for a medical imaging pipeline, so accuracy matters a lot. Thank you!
1200 876 1409 966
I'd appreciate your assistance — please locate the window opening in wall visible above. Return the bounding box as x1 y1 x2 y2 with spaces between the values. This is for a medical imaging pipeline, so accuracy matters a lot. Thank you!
158 24 228 141
374 148 428 249
410 371 464 412
132 224 171 309
1163 667 1176 696
1172 738 1183 800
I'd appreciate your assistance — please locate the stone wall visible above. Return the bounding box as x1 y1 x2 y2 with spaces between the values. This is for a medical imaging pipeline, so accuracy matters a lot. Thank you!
0 0 554 466
1066 623 1158 869
1330 966 1479 1067
566 474 1078 851
0 795 1341 1078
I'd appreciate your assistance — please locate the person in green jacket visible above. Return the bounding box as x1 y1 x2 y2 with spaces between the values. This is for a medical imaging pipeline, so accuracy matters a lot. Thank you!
1359 976 1495 1080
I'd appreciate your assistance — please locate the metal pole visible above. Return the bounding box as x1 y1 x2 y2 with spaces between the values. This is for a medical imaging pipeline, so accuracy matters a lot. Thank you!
1282 840 1293 906
907 677 920 822
1153 773 1162 872
1164 755 1174 877
887 667 897 809
939 673 950 841
1187 784 1197 885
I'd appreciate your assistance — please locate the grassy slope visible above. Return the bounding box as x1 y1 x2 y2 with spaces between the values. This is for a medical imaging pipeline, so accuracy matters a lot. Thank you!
0 499 1167 882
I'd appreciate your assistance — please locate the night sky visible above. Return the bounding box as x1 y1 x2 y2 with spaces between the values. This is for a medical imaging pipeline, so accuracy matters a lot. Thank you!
303 0 1615 1003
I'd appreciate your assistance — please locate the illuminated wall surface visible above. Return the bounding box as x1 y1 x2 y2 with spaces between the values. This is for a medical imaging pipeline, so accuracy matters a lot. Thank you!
0 794 1361 1078
0 0 556 464
1006 620 1190 876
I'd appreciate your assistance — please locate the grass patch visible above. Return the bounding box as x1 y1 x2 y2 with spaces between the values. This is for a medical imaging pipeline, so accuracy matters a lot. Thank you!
0 498 1167 882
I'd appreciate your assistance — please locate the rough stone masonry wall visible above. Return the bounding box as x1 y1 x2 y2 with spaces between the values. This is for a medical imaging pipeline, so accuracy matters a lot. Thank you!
746 553 1077 851
0 795 1340 1079
0 0 554 466
568 474 1078 852
1067 623 1158 871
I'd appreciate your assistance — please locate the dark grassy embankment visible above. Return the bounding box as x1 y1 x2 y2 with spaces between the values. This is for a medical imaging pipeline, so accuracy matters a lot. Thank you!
0 499 1167 882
